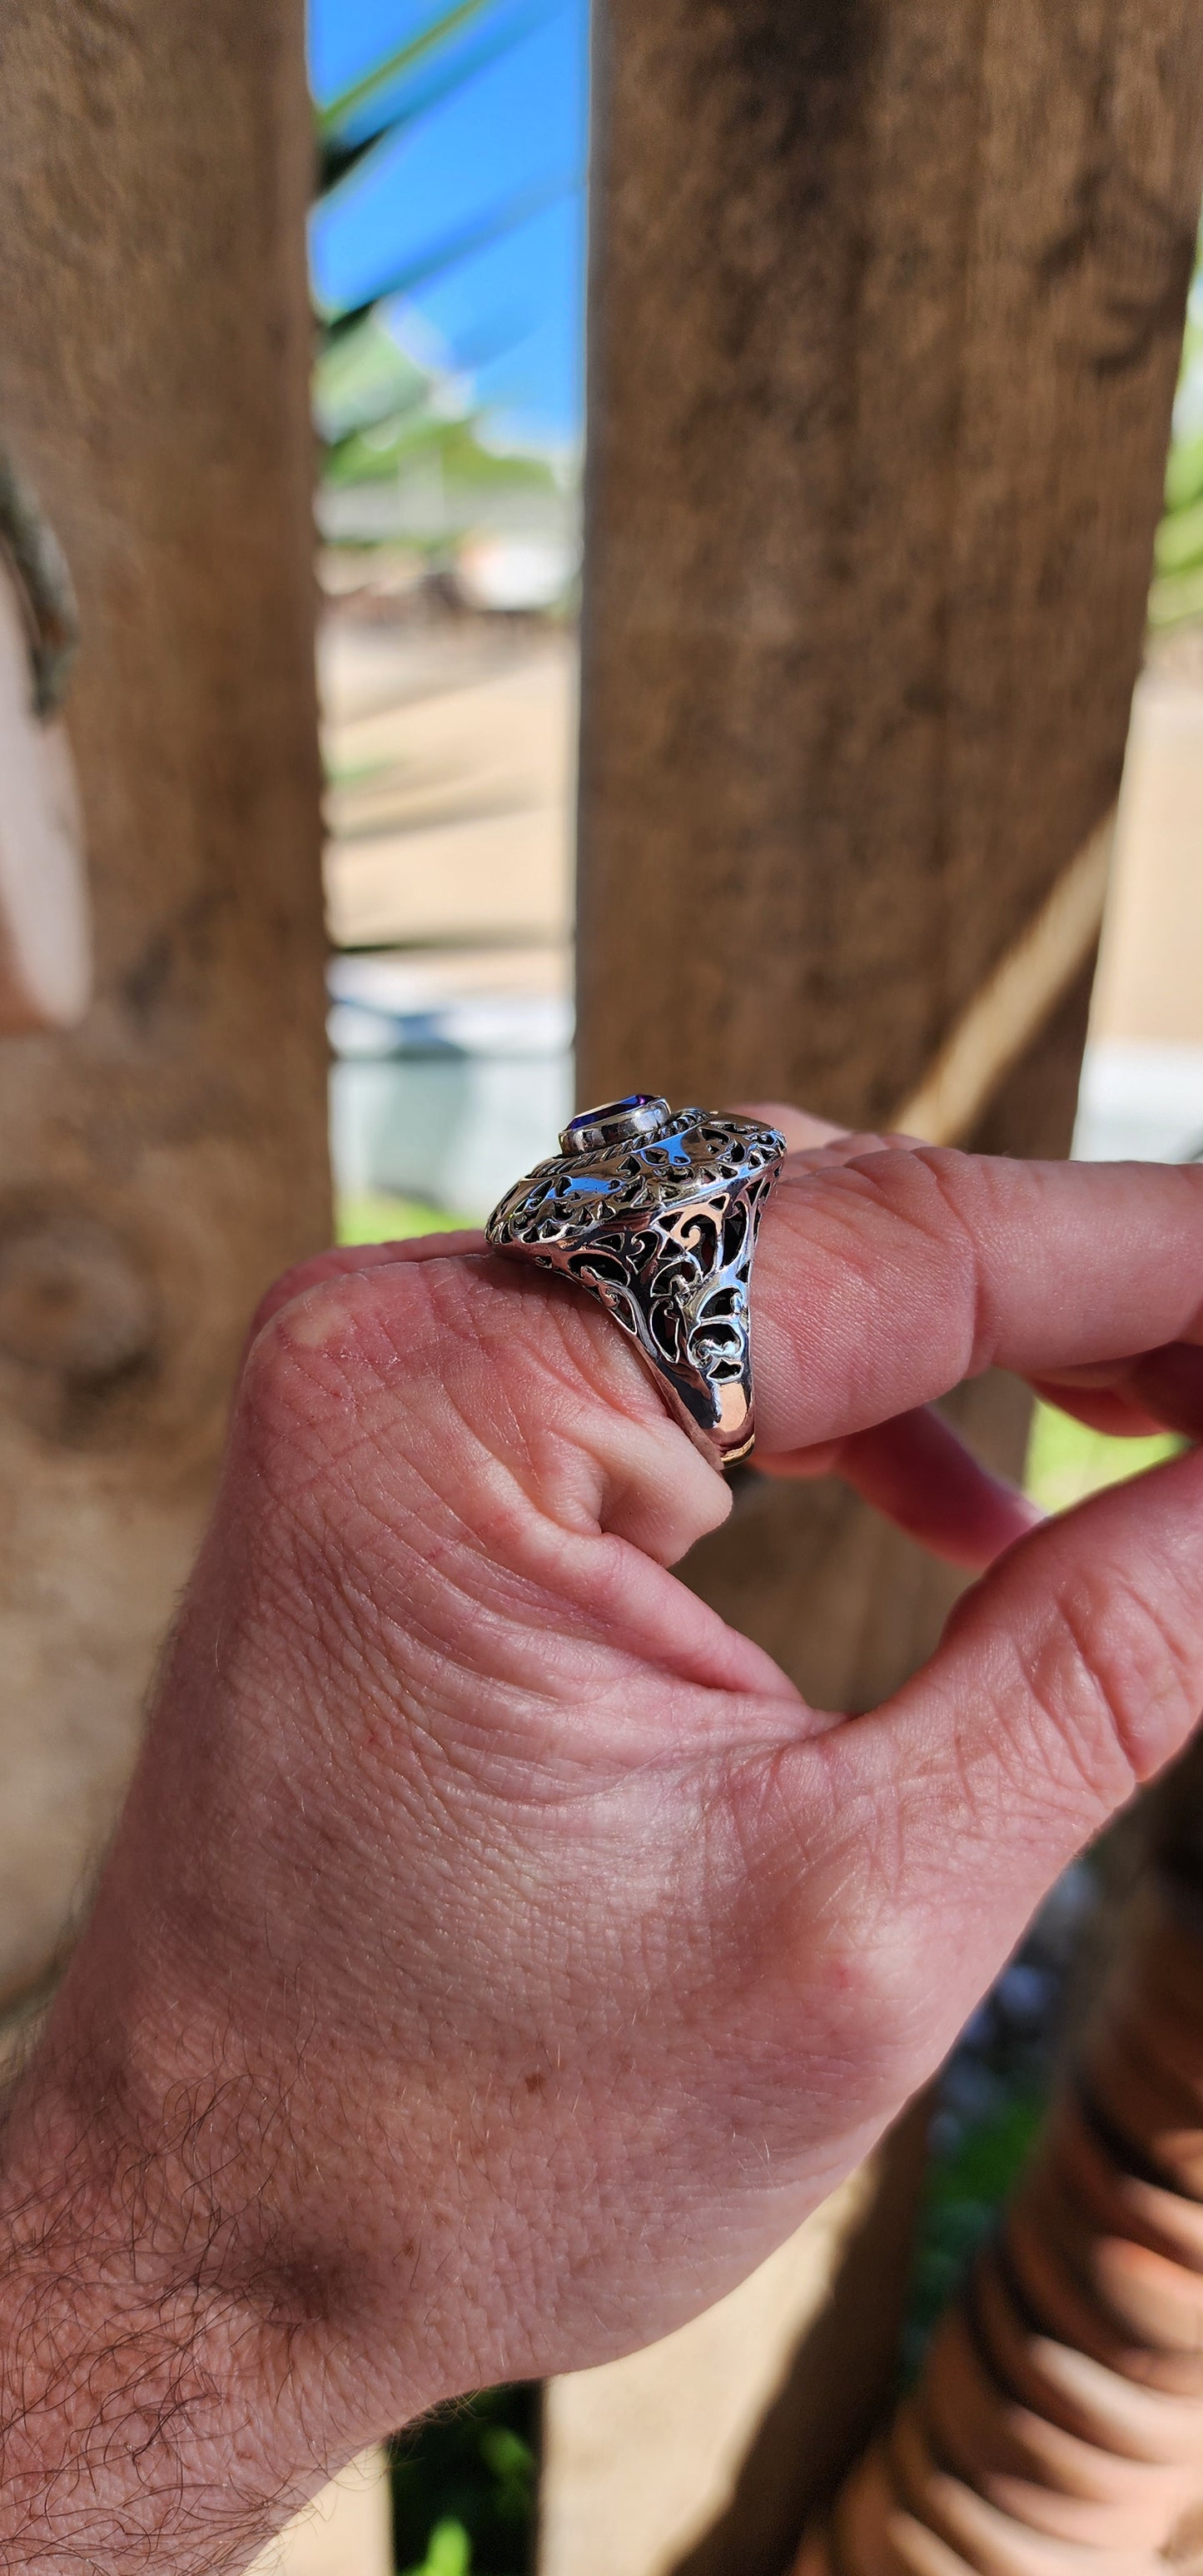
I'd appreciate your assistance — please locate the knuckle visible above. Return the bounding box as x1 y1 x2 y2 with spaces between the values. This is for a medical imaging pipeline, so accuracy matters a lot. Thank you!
234 1251 691 1579
244 1251 347 1349
432 1252 663 1452
234 1308 326 1492
778 1144 991 1380
871 1146 994 1369
237 1267 410 1476
237 1253 626 1496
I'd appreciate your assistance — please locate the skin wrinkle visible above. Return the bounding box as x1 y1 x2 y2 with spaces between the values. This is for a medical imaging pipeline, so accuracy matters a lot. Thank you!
916 1693 1031 1887
362 1461 618 1667
756 1151 1203 1450
12 1141 1203 2560
442 1250 668 1444
902 1608 1126 1857
271 1245 708 1568
1004 1498 1202 1798
756 1166 924 1430
716 1743 915 2076
1039 1564 1193 1791
905 1149 1000 1376
264 1410 788 1792
229 1469 632 1788
410 1256 651 1501
323 1499 540 1688
373 1562 652 1792
264 1335 693 1704
953 1650 1099 1852
442 1282 726 1566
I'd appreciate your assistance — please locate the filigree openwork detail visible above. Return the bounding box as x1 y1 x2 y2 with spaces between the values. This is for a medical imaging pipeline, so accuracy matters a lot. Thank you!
486 1108 786 1464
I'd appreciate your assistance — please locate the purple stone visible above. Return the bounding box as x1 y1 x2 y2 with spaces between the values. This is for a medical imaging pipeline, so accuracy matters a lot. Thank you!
559 1094 671 1157
565 1094 655 1133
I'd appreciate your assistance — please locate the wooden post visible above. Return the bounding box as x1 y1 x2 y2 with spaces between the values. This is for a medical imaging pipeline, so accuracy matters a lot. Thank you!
579 0 1202 1137
0 1 330 2011
575 0 1203 1723
545 11 1203 2576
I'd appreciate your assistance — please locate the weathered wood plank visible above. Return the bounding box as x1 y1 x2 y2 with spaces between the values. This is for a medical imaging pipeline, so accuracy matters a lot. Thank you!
557 7 1203 2572
0 0 329 2004
577 0 1202 1127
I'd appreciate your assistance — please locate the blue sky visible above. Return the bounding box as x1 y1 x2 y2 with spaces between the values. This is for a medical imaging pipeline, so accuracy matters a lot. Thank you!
309 0 588 450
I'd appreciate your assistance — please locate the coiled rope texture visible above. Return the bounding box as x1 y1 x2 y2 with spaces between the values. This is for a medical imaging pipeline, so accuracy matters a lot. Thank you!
793 1865 1203 2576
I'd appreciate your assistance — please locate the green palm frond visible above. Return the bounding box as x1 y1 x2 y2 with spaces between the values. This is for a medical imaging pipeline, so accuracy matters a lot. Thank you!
316 0 495 139
325 408 557 494
311 0 579 571
315 311 432 443
315 169 574 341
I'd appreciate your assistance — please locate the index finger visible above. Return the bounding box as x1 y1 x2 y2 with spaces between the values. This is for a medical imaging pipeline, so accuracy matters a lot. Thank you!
753 1148 1203 1456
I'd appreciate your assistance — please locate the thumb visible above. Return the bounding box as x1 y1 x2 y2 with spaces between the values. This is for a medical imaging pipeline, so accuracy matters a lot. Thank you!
820 1444 1203 2044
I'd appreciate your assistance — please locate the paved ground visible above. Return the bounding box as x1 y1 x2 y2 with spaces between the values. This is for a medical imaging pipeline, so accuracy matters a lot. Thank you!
321 613 574 958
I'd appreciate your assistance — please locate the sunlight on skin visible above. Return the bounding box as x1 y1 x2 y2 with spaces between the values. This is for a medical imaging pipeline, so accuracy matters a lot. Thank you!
4 1120 1203 2567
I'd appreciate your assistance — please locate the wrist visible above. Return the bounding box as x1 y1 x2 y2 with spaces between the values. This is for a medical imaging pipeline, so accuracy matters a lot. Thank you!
0 2000 430 2569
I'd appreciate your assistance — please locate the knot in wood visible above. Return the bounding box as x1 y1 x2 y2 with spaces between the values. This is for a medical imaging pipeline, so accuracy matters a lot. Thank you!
0 1213 155 1386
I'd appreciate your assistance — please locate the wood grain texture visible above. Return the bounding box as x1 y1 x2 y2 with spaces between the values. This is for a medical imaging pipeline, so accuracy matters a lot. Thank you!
0 0 328 2003
666 2100 933 2576
557 13 1203 2568
577 0 1203 1124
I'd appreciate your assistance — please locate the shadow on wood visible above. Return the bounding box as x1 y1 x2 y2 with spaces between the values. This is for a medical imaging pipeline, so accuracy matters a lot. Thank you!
668 2097 932 2576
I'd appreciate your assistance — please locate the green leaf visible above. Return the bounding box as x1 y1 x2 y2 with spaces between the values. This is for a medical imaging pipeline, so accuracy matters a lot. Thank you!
1166 430 1203 516
316 0 495 139
1156 490 1203 579
389 2384 540 2576
325 409 558 495
314 169 575 328
400 2517 474 2576
1149 561 1203 630
314 311 433 445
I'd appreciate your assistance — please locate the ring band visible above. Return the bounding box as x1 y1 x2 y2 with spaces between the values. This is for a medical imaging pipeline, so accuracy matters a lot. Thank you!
485 1095 786 1468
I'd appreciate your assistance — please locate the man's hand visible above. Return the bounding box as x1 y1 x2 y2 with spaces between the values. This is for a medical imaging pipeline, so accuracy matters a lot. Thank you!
5 1126 1203 2569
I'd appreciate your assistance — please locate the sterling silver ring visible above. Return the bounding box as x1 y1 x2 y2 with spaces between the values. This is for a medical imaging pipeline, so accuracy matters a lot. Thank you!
485 1095 786 1469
